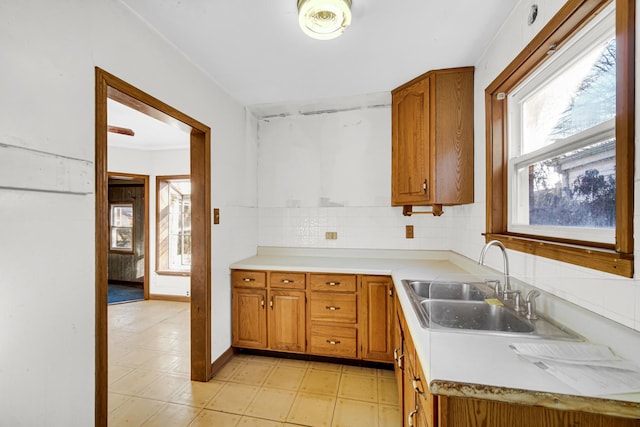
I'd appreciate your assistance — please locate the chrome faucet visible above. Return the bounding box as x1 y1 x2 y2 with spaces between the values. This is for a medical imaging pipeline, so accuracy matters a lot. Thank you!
478 240 512 299
525 290 541 320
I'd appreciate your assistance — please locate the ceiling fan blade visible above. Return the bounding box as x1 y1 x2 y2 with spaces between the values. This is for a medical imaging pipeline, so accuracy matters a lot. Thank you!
108 126 135 136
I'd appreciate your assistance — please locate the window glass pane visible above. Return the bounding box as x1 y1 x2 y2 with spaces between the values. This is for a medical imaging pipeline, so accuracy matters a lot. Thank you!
520 37 615 155
516 138 616 229
111 227 133 250
158 176 191 272
111 205 133 227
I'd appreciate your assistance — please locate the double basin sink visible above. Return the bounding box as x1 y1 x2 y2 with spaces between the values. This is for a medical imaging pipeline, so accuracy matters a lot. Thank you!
402 279 581 340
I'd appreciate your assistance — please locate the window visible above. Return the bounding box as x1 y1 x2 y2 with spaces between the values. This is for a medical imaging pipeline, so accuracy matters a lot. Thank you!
485 0 634 277
110 202 134 252
157 176 191 274
509 5 616 244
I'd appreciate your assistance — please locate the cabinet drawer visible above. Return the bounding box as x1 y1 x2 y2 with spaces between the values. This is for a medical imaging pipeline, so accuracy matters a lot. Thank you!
309 274 356 292
310 293 357 323
309 325 357 358
231 270 266 288
270 272 306 290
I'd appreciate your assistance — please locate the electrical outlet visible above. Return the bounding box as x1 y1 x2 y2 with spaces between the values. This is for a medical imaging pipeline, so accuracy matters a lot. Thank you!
406 225 414 239
325 231 338 240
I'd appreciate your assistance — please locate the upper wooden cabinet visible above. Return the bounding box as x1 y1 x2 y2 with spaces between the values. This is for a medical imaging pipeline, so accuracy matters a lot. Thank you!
392 67 474 213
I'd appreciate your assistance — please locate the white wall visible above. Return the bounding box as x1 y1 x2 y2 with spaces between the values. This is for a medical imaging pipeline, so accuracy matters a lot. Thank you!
0 0 257 425
256 98 453 250
108 145 191 297
255 0 640 334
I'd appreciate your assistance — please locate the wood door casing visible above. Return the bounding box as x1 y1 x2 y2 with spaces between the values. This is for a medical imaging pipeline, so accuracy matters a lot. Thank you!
95 67 212 426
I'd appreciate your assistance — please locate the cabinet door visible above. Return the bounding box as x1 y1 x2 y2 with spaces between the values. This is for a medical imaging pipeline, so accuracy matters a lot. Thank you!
404 364 418 427
394 312 405 414
414 356 437 427
361 276 394 362
232 288 267 348
269 290 306 352
392 77 431 206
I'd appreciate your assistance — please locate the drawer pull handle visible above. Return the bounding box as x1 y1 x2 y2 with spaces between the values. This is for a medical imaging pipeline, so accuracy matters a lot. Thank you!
326 305 341 311
242 277 255 282
281 279 293 284
261 298 265 308
326 281 341 286
412 378 426 396
397 353 404 369
326 339 341 345
408 406 418 426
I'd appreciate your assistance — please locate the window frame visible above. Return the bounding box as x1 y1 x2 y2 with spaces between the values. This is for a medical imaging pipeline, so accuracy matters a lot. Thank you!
156 174 191 276
485 0 635 277
109 201 135 253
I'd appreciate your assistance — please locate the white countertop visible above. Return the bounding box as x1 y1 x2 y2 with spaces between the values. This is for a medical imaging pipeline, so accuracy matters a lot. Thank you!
231 247 640 418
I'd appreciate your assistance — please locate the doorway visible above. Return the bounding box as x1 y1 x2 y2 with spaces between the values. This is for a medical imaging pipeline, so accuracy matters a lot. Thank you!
107 173 149 304
95 68 212 426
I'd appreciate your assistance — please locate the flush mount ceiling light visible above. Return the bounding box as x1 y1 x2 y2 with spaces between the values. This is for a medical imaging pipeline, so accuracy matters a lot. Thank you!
297 0 352 40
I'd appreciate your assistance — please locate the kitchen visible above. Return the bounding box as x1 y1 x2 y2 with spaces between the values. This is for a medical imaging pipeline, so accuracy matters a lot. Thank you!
1 0 640 426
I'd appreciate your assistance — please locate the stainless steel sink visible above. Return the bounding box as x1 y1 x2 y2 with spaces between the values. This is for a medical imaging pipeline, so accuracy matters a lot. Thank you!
421 300 534 333
405 280 490 301
401 278 582 341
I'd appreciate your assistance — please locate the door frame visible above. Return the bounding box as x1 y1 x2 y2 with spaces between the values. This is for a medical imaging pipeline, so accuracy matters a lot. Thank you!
107 172 150 299
95 68 212 425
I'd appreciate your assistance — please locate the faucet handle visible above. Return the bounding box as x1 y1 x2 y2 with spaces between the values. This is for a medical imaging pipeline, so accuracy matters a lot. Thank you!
510 290 524 313
485 279 501 297
525 290 540 320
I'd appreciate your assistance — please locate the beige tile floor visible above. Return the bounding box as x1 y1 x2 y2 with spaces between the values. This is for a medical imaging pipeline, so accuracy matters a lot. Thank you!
109 300 401 427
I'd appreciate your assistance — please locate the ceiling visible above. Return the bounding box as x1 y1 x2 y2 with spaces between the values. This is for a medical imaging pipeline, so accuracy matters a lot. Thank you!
119 0 517 106
107 98 190 151
110 0 518 150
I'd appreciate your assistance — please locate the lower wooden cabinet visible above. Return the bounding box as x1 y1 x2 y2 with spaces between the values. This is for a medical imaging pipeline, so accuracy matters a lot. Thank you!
268 290 306 352
231 287 267 349
397 296 436 427
231 270 305 353
361 275 394 362
231 270 394 364
438 396 640 427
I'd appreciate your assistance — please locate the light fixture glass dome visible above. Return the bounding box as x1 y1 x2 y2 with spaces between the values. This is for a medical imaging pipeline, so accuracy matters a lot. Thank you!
297 0 352 40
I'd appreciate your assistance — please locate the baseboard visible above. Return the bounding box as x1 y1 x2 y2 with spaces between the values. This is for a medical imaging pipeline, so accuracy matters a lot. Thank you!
108 280 143 287
149 293 190 303
211 347 236 377
234 348 394 370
